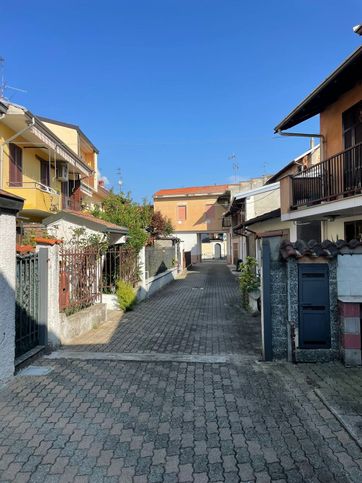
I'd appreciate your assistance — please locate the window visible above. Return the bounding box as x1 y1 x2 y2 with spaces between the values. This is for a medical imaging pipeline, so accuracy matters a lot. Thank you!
9 143 22 187
177 205 187 222
40 160 50 187
343 101 362 148
345 220 362 242
297 221 321 243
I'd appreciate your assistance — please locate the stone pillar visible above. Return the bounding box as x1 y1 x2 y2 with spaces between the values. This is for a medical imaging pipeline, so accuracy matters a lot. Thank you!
339 301 361 366
0 212 17 382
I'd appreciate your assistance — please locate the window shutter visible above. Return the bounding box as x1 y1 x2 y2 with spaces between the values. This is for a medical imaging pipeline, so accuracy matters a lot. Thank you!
40 160 50 187
177 205 186 221
9 143 23 187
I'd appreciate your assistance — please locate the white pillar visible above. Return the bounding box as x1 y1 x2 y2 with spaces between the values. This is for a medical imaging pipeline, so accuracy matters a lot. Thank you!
0 212 16 381
36 243 61 348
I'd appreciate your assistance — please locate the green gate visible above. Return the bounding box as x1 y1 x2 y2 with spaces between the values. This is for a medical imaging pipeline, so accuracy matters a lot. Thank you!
15 252 40 357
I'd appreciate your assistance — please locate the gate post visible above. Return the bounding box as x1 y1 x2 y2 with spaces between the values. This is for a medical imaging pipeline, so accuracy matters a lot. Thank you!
261 238 273 361
38 248 49 346
37 244 60 348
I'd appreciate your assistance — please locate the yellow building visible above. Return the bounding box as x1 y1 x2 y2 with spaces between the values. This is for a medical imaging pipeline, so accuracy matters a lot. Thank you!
0 101 108 225
154 184 230 263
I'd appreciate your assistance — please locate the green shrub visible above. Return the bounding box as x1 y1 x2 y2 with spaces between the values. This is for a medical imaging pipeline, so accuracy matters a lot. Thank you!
116 280 137 311
239 256 260 310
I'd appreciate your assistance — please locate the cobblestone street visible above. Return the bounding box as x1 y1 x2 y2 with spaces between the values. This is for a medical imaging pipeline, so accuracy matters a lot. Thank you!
1 263 362 482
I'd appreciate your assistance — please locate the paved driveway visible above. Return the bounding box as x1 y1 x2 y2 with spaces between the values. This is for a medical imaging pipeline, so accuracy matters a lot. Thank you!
66 263 261 356
0 263 361 482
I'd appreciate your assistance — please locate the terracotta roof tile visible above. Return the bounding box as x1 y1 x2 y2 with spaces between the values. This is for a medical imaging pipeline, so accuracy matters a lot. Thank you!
16 244 35 254
280 239 362 260
154 184 229 197
63 210 128 232
34 237 62 245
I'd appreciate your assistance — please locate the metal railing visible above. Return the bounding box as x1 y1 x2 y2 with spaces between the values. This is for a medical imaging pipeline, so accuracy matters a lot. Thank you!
59 246 102 314
62 195 81 211
7 181 59 195
291 142 362 208
222 215 232 228
102 245 140 293
15 252 40 357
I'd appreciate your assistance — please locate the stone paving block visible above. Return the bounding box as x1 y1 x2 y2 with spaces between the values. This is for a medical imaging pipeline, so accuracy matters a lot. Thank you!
0 264 361 482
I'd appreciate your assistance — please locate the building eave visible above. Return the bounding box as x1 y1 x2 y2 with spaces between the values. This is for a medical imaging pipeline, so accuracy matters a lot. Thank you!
37 116 99 154
274 46 362 132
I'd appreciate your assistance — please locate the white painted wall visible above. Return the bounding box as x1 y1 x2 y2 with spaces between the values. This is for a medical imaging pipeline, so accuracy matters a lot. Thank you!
177 232 199 254
245 188 280 221
337 252 362 299
46 219 126 245
0 212 16 381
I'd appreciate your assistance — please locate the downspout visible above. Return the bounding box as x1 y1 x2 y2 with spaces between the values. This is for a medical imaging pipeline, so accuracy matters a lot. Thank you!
277 129 325 160
0 117 35 190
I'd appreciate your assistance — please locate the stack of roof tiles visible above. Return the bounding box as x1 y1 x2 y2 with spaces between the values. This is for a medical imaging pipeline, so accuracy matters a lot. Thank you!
280 239 362 260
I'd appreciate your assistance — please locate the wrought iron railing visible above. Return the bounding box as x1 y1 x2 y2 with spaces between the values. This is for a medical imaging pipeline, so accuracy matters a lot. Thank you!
291 142 362 208
102 245 140 293
222 215 232 228
59 246 102 313
15 252 40 357
62 195 81 211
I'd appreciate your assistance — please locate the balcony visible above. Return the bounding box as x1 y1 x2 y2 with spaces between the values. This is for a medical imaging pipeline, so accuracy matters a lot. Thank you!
291 142 362 208
6 182 60 215
62 195 81 211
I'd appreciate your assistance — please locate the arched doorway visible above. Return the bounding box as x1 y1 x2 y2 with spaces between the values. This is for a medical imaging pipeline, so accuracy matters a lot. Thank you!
214 243 222 259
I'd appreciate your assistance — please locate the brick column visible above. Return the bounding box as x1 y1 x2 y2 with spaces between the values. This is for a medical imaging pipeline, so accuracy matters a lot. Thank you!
339 301 361 366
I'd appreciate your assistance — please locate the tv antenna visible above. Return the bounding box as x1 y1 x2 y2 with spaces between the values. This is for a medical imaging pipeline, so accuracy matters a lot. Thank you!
228 153 239 184
116 168 123 193
0 56 27 100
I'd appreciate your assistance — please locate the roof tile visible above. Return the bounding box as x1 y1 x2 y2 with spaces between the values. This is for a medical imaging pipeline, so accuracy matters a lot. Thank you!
154 184 229 197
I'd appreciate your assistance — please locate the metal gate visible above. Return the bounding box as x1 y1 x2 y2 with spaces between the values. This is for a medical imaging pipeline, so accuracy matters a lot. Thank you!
15 252 40 357
298 264 330 349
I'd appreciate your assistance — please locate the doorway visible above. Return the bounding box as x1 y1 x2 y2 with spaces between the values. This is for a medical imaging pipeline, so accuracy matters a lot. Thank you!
298 264 330 349
214 243 221 259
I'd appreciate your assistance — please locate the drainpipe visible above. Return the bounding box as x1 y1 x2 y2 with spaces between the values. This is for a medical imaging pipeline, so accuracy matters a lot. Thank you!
277 129 325 160
0 117 35 190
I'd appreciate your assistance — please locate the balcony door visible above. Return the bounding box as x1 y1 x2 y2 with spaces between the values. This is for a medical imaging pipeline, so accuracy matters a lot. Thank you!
343 101 362 193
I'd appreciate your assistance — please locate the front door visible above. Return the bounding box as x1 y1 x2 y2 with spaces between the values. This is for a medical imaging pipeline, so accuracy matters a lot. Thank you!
214 243 221 259
298 264 330 349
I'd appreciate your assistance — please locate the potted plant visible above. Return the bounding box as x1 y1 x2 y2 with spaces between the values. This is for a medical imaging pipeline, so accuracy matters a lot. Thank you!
239 256 260 313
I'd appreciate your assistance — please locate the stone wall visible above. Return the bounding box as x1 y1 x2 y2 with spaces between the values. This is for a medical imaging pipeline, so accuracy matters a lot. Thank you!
270 259 288 360
266 252 339 362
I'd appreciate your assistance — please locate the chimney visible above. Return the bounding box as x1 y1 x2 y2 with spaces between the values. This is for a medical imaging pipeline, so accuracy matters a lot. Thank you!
98 180 104 188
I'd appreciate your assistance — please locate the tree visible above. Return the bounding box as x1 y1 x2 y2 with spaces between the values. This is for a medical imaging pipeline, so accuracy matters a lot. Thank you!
92 192 174 251
92 192 151 251
148 210 174 239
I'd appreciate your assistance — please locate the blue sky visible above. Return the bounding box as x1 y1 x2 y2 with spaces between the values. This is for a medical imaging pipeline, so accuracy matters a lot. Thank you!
2 1 362 201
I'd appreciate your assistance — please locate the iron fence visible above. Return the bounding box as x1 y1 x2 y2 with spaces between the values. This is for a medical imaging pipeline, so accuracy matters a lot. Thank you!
102 245 140 293
59 246 102 314
15 252 40 357
292 141 362 207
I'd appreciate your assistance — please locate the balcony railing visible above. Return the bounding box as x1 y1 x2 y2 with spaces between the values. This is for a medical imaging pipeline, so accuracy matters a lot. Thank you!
7 181 59 195
222 216 232 228
291 142 362 208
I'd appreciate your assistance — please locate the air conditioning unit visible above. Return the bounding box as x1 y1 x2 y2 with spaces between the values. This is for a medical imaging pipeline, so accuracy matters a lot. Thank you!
56 163 69 182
